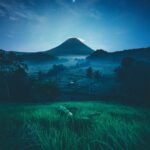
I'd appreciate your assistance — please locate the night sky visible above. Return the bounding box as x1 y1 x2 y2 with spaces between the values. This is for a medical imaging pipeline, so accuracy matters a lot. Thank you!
0 0 150 52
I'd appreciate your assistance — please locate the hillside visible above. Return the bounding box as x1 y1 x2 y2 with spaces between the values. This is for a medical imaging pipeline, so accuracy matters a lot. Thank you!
18 52 57 62
0 49 57 62
87 47 150 61
0 101 150 150
47 38 94 56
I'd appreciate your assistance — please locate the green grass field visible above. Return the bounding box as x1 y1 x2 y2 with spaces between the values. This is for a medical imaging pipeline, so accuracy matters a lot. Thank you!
0 101 150 150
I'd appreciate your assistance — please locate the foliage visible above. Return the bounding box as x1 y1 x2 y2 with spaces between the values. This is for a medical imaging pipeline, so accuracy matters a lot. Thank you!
48 64 66 77
0 51 61 102
86 67 102 81
115 57 150 105
0 51 31 101
0 102 150 150
32 80 60 102
94 70 102 81
86 67 93 78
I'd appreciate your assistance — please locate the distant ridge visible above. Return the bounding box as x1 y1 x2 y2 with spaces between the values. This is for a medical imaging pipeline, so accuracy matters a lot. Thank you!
1 40 150 62
87 47 150 61
47 38 94 56
0 49 57 62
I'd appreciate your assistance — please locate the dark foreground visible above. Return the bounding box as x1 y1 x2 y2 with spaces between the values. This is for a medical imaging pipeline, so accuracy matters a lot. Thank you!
0 101 150 150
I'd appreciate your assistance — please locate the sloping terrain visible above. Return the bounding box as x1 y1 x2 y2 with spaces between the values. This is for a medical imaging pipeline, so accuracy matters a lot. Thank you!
0 101 150 150
47 38 94 56
87 47 150 62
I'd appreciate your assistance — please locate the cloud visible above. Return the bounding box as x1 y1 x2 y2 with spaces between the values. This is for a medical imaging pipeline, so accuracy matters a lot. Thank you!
0 0 102 23
0 1 12 17
9 16 18 21
0 9 5 16
14 11 28 19
0 2 11 10
0 0 47 23
16 11 48 23
67 37 85 43
77 37 85 43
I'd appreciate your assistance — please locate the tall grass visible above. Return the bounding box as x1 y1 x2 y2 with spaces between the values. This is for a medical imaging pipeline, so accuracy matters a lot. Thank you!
0 101 150 150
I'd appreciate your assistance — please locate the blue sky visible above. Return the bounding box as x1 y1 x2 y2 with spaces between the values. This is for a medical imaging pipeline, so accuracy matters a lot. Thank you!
0 0 150 52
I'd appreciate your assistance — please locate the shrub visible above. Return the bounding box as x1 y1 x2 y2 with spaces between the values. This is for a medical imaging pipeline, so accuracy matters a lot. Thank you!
0 51 31 101
115 57 150 105
86 67 93 78
32 80 60 102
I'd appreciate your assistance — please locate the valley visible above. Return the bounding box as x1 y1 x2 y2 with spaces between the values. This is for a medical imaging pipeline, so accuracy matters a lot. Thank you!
0 38 150 150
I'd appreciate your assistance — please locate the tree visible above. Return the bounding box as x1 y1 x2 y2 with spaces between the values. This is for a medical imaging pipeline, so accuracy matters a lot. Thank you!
86 67 93 78
94 70 102 81
48 64 66 75
0 51 30 101
33 80 60 101
121 57 135 68
115 57 150 106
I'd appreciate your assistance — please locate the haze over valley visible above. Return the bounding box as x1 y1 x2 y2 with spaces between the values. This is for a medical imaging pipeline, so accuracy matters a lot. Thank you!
0 0 150 150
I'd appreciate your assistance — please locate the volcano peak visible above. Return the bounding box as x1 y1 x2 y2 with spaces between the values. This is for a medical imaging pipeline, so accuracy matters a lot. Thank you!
47 38 94 56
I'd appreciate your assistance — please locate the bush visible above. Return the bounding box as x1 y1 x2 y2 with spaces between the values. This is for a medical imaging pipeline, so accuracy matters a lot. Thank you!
32 80 60 102
115 57 150 105
0 52 31 102
86 67 93 78
48 64 66 77
94 70 102 81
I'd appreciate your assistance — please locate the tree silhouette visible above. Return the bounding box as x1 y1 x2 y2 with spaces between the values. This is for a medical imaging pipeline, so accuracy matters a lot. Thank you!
115 57 150 105
0 51 30 101
94 70 101 81
86 67 93 78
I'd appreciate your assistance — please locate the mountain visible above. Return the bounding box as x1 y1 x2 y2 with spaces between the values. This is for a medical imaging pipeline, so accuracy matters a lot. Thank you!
47 38 94 56
19 52 57 62
0 49 57 62
87 47 150 62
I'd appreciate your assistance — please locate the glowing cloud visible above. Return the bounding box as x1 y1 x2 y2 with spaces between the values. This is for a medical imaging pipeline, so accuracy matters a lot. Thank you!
76 37 85 43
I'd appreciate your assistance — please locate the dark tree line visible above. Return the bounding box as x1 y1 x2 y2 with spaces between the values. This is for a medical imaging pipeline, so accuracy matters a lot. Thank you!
0 51 60 102
115 57 150 106
1 50 150 106
86 67 102 81
0 51 31 101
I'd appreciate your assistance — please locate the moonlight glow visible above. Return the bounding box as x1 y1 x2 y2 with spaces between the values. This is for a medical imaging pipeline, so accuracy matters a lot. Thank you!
0 0 150 52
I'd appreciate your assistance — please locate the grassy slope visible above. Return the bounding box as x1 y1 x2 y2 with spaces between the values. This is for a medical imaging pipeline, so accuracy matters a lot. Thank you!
0 102 150 150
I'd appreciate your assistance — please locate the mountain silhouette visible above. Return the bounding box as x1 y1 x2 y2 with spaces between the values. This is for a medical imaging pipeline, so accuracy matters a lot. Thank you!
47 38 94 56
0 49 57 62
87 47 150 62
